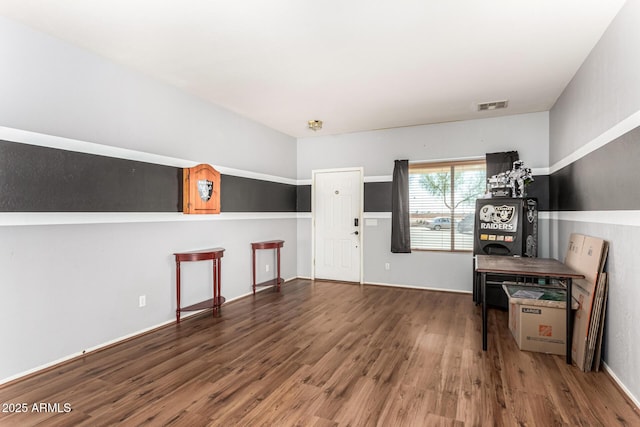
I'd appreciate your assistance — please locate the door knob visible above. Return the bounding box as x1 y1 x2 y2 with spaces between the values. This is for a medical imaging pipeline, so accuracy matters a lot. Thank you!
352 231 359 235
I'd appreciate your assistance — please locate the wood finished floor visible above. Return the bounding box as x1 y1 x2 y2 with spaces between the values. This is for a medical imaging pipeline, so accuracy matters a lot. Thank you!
1 279 638 426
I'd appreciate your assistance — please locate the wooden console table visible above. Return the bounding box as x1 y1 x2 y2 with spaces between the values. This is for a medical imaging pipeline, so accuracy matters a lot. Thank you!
475 255 584 364
174 247 225 323
251 240 284 294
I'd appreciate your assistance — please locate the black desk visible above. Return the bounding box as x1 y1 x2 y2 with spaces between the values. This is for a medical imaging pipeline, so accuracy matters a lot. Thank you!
475 255 584 364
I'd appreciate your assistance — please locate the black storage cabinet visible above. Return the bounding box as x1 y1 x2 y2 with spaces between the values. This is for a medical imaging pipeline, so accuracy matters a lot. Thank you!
472 198 538 309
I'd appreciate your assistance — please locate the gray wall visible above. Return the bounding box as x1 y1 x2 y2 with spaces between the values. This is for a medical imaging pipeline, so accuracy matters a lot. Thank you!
0 17 297 381
0 16 296 179
549 0 640 166
549 0 640 405
297 112 549 179
297 112 551 290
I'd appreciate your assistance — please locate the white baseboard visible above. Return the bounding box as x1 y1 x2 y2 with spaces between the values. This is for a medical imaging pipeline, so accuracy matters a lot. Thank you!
360 280 472 294
0 314 188 385
0 281 294 385
602 362 640 409
293 277 471 294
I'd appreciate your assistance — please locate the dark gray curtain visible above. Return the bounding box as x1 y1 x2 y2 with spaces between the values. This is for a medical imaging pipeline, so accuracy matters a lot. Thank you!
391 160 411 253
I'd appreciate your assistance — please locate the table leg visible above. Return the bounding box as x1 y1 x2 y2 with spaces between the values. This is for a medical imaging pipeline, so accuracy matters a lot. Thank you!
566 278 573 364
212 258 217 317
482 272 487 351
472 257 476 303
176 260 181 323
277 246 281 291
252 248 256 295
217 257 222 314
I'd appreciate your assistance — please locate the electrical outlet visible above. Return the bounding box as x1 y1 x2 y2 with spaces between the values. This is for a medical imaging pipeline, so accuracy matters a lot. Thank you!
139 295 146 307
385 263 390 270
265 264 270 272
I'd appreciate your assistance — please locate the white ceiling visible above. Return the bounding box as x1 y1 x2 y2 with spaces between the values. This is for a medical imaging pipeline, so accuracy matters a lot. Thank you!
0 0 627 138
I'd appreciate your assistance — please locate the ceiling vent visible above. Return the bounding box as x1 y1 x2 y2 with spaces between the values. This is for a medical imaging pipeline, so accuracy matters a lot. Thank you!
477 100 508 111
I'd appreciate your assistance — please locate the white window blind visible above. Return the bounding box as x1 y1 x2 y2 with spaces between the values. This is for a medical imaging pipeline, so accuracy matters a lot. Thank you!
409 160 486 251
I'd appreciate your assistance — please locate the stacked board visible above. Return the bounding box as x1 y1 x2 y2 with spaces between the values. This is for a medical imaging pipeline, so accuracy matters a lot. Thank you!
564 233 609 372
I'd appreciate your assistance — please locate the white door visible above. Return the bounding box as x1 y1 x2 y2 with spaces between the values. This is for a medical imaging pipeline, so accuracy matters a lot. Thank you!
313 169 362 282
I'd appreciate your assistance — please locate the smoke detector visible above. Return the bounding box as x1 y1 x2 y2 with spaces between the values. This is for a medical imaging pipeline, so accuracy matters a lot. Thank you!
477 100 508 111
308 120 323 131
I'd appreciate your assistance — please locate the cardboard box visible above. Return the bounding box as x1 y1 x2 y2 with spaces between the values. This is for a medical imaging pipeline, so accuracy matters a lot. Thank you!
564 234 608 370
504 284 578 356
509 302 568 355
564 234 607 285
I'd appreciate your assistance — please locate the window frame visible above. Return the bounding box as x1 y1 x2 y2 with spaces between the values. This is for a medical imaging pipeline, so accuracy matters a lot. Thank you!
408 158 486 252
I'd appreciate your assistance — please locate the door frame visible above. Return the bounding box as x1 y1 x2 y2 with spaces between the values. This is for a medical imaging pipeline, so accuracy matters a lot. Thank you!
311 167 364 284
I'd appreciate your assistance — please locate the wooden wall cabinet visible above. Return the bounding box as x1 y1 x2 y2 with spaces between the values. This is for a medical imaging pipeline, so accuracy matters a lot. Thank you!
183 164 220 214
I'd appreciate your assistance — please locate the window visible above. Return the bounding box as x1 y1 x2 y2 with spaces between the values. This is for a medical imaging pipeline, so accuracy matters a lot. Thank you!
409 159 486 251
